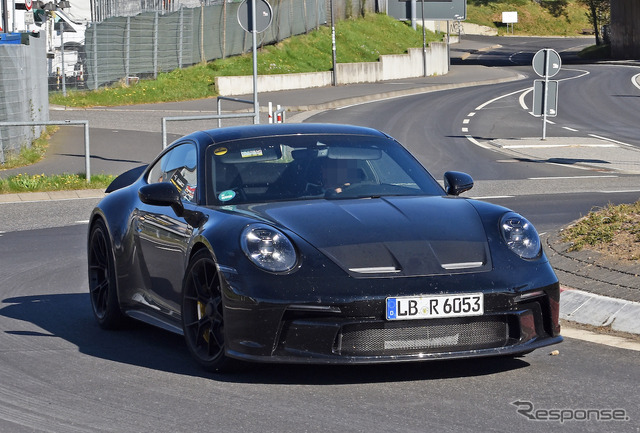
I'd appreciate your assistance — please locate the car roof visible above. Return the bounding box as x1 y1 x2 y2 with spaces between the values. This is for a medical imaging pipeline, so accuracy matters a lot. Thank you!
196 123 390 144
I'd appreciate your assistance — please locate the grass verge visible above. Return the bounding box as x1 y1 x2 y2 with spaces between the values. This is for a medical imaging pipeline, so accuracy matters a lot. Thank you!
561 201 640 261
0 173 114 194
0 126 57 170
49 14 440 108
466 0 591 36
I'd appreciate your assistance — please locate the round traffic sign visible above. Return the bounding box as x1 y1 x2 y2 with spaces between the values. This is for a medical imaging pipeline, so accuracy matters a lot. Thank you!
532 49 561 78
237 0 273 34
25 0 32 11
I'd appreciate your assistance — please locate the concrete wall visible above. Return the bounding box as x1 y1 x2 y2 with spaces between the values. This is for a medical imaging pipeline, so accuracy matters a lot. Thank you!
215 42 448 96
611 0 640 59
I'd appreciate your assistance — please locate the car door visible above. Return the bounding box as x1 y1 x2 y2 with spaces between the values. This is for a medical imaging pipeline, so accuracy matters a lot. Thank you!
133 141 199 319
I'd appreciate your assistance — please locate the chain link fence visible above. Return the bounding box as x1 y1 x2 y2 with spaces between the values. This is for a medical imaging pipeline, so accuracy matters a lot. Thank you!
0 36 49 164
84 0 327 90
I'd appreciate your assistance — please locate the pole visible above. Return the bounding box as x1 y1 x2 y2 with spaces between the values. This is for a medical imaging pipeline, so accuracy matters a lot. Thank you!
92 24 98 89
84 121 91 181
421 0 426 77
1 0 8 34
410 0 416 30
330 0 336 86
251 0 259 123
542 49 549 140
61 23 66 96
125 17 130 80
446 20 450 73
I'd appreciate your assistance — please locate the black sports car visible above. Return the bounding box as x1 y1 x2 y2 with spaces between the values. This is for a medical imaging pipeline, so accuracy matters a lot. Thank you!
88 123 562 371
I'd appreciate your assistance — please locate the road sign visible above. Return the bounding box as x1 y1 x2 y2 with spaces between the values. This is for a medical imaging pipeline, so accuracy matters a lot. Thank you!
533 79 558 117
501 11 517 24
237 0 273 33
532 48 561 78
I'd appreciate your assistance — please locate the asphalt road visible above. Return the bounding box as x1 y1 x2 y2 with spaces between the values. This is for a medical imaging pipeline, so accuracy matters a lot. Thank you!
1 36 639 432
1 224 639 433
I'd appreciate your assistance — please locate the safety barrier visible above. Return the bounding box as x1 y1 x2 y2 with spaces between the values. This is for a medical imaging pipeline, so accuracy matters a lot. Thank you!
0 120 91 181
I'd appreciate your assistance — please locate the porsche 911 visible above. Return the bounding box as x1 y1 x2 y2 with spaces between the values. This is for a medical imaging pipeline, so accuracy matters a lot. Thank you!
88 123 562 371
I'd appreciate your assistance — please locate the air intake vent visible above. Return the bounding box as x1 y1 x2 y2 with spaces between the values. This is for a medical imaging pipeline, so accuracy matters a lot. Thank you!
338 317 508 356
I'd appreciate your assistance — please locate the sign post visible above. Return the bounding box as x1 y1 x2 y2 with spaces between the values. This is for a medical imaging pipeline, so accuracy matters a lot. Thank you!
501 11 517 34
237 0 273 124
532 48 561 140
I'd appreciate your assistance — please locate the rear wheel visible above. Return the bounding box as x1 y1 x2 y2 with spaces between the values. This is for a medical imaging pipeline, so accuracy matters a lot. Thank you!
88 219 126 329
182 249 235 372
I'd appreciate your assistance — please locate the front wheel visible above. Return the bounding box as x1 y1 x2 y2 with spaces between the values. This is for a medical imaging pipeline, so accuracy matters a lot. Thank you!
182 249 236 372
88 219 126 329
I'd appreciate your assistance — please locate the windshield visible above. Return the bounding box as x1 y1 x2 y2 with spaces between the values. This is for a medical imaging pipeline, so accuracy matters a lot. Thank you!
207 134 444 205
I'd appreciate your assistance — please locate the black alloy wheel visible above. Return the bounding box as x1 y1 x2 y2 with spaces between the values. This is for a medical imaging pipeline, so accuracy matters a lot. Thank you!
182 249 235 372
88 219 126 329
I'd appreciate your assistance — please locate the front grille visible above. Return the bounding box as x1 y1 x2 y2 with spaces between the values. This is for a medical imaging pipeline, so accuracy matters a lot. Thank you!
338 317 508 356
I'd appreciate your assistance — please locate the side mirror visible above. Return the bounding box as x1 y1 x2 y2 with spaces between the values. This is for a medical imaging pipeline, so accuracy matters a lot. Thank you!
139 182 185 216
444 171 474 196
138 182 206 227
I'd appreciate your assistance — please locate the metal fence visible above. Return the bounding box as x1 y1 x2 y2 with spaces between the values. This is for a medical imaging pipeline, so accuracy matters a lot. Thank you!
84 0 327 90
0 36 49 164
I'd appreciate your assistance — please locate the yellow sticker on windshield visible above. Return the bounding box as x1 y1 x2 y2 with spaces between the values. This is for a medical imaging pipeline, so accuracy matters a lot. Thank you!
214 147 228 156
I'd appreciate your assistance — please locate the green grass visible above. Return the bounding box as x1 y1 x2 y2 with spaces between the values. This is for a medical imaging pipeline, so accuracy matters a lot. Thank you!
50 14 439 108
467 0 592 36
210 13 438 75
562 201 640 253
0 173 114 194
0 126 57 169
578 43 611 59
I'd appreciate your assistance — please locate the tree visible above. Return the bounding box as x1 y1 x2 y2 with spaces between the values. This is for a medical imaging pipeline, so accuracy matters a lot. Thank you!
577 0 610 45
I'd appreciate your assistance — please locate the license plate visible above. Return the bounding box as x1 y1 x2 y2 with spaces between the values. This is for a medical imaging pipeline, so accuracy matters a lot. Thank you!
386 293 484 320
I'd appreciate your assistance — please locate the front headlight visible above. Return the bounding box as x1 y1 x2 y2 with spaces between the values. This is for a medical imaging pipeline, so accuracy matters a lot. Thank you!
500 212 541 259
241 224 297 272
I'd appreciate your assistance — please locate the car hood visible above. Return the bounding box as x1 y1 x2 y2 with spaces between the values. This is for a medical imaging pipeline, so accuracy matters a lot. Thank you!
239 196 493 277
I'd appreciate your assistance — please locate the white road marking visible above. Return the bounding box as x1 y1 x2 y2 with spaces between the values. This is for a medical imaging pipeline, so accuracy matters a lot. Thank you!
475 88 530 111
461 127 469 133
632 73 640 91
519 88 532 110
468 112 476 117
502 143 616 149
528 175 618 180
563 126 578 132
562 326 640 352
471 195 514 200
599 189 640 194
75 220 90 224
588 133 636 148
464 135 493 150
463 119 470 124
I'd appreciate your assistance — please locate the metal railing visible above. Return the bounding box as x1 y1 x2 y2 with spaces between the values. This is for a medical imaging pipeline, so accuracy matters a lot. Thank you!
0 120 91 181
216 96 256 128
161 113 257 149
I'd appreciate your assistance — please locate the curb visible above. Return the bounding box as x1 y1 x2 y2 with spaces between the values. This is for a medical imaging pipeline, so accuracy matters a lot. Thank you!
282 75 525 112
561 287 640 335
544 231 640 303
0 189 106 203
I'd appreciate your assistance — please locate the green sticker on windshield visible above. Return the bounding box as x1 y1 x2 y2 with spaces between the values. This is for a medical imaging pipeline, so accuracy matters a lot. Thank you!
218 190 236 202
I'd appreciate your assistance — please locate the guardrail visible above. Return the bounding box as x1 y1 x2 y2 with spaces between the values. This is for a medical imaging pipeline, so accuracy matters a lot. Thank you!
161 97 289 149
161 113 258 149
217 96 257 127
0 120 91 181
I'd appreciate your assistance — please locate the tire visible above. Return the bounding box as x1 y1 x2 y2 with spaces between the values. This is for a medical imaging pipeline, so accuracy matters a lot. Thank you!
88 219 126 329
182 249 236 372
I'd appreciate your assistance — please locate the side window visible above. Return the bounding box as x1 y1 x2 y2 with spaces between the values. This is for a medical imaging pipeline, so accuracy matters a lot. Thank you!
147 142 198 203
